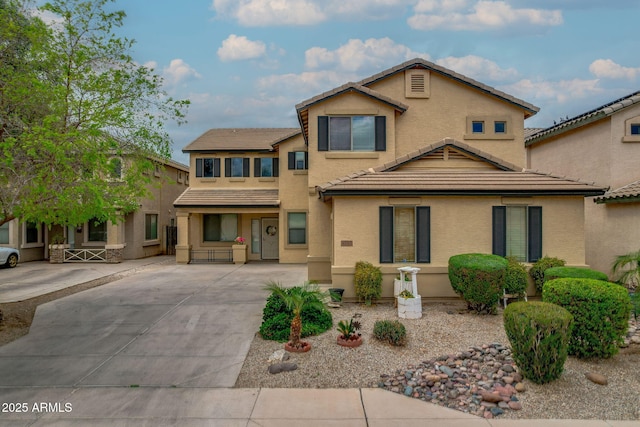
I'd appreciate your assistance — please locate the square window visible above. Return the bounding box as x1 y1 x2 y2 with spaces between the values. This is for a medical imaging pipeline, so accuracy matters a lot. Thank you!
631 124 640 135
203 214 237 242
230 157 244 177
196 158 219 178
287 212 306 245
258 158 273 177
145 214 158 240
494 121 506 133
329 116 375 151
472 121 484 133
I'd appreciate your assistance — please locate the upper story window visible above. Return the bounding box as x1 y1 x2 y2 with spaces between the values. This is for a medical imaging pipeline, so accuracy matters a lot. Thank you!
254 158 279 177
623 117 640 142
318 115 386 152
195 158 220 178
109 158 123 179
472 121 485 133
631 124 640 135
288 151 308 170
465 116 513 140
225 157 250 177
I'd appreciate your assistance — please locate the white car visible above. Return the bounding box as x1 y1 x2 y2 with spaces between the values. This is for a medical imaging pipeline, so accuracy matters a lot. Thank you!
0 247 20 268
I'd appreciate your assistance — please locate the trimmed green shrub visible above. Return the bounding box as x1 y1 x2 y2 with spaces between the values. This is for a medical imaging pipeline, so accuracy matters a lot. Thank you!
448 253 508 314
504 301 573 384
504 256 528 297
373 319 407 346
259 287 333 342
544 266 608 282
354 261 382 305
543 278 631 358
529 256 565 294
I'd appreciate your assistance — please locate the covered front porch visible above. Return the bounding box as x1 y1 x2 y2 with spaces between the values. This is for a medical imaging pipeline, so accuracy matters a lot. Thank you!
173 188 281 264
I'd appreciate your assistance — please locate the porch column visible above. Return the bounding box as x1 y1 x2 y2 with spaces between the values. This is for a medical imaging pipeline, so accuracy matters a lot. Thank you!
105 212 125 263
175 211 191 264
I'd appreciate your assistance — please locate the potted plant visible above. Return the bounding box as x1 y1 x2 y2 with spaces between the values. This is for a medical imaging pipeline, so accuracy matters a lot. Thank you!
264 281 328 353
336 318 363 348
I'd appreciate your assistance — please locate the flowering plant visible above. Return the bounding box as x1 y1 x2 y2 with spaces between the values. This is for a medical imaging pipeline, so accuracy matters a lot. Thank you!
234 236 246 244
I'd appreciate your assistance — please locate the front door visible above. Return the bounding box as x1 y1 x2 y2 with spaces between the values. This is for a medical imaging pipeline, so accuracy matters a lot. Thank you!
261 218 279 260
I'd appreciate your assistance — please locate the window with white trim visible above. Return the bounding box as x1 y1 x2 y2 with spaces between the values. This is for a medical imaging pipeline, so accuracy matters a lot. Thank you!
287 212 307 245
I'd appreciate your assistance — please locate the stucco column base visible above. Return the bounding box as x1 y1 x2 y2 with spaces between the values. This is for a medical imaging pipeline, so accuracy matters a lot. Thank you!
176 245 191 264
105 244 125 264
232 244 247 264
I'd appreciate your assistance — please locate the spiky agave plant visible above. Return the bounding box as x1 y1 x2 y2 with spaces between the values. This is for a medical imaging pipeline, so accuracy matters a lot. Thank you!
264 281 327 349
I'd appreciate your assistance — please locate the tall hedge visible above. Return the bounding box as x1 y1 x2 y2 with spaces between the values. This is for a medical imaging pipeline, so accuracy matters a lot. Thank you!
543 278 631 358
504 256 528 297
504 301 573 384
529 256 565 294
544 266 608 282
354 261 382 305
448 253 507 314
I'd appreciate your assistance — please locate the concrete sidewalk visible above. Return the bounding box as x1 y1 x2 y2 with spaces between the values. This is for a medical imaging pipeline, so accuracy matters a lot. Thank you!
0 258 637 426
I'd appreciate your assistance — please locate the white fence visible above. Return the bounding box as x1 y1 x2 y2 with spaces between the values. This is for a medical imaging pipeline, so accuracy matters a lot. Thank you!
64 249 107 262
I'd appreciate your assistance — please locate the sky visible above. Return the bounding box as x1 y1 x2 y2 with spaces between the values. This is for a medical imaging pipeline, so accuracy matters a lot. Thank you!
97 1 640 164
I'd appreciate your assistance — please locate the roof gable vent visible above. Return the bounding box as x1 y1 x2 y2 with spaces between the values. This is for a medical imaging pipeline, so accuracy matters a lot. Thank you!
405 69 430 99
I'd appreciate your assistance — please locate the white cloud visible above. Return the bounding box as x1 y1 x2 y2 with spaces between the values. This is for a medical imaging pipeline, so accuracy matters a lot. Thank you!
589 59 640 80
257 71 351 97
436 55 518 82
409 0 563 31
502 78 601 105
212 0 326 26
211 0 413 26
305 38 429 73
162 59 202 86
217 34 267 62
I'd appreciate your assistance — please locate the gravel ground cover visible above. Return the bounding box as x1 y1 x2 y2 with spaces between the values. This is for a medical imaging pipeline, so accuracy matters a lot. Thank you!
235 301 640 420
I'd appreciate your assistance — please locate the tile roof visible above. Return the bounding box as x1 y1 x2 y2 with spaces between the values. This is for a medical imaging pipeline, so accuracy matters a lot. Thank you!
524 128 544 139
357 58 539 117
174 188 279 207
594 179 640 203
317 170 606 198
182 128 300 152
526 90 640 146
295 82 409 113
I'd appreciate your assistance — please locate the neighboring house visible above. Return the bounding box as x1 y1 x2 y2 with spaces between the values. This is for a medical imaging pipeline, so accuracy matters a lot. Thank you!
175 58 605 298
0 158 189 262
526 91 640 277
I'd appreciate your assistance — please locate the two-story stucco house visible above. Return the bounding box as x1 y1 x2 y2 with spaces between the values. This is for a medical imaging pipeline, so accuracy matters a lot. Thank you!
175 58 605 299
526 91 640 276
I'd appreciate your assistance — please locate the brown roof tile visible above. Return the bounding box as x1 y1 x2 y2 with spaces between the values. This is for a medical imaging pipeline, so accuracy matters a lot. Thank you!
295 82 409 113
594 179 640 203
174 188 279 207
183 128 300 152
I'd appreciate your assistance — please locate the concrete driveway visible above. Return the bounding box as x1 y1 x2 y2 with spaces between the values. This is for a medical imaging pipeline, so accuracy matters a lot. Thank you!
0 262 307 388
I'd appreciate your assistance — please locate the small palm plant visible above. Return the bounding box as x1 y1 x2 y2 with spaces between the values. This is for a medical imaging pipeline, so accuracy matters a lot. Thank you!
264 281 327 351
337 318 362 341
612 249 640 292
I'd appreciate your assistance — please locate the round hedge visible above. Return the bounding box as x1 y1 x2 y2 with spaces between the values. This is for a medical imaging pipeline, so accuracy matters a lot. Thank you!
544 266 608 282
504 301 573 384
529 256 566 294
504 256 528 296
542 278 631 358
448 253 508 314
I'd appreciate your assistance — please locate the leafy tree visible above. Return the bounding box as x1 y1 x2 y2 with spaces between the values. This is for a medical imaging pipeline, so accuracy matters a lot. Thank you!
0 0 189 228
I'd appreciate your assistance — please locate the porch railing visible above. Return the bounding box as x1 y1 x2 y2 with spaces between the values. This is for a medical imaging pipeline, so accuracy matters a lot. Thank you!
189 249 233 263
64 249 107 262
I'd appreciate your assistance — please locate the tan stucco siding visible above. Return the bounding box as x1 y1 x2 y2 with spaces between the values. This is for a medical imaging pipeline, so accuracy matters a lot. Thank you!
368 71 527 168
328 195 586 299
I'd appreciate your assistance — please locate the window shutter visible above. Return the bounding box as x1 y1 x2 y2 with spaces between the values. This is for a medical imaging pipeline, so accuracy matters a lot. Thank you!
213 158 220 177
243 158 250 177
273 158 279 177
379 207 394 263
254 158 261 177
528 206 542 262
318 116 329 151
416 206 431 263
288 152 295 169
196 158 203 177
492 206 506 257
224 158 231 177
375 116 386 151
304 152 308 169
